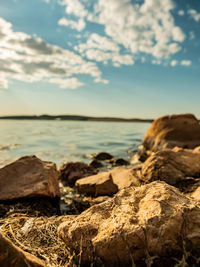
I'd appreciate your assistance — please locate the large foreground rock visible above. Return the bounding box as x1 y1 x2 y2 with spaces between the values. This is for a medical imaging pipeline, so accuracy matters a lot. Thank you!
58 181 200 266
141 148 200 191
142 113 200 152
0 232 45 267
75 167 140 196
0 155 60 201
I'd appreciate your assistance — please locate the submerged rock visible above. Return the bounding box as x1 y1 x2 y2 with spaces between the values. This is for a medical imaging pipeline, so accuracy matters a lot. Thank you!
59 161 97 186
0 155 60 201
0 232 45 267
141 148 200 191
89 152 113 160
107 157 129 166
75 166 140 196
142 113 200 153
88 159 104 169
58 181 200 266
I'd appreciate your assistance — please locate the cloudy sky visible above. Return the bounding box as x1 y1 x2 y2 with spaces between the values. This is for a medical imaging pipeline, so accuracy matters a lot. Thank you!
0 0 199 118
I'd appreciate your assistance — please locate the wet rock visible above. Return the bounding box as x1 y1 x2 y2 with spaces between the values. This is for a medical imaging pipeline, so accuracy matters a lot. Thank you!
141 148 200 192
108 158 129 166
88 159 104 169
75 172 118 197
0 155 60 201
0 232 45 267
58 181 200 266
59 161 97 186
75 167 140 196
89 152 113 160
142 113 200 152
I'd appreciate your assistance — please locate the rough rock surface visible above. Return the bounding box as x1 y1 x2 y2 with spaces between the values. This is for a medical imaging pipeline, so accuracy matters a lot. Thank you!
142 113 200 152
0 155 60 201
141 149 200 190
59 161 97 186
58 181 200 266
0 232 45 267
75 167 140 196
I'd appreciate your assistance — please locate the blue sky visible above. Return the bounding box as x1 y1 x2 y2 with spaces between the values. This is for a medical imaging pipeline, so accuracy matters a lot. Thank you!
0 0 199 118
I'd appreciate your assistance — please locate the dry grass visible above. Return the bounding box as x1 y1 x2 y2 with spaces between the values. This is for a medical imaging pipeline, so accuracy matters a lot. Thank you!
0 213 76 267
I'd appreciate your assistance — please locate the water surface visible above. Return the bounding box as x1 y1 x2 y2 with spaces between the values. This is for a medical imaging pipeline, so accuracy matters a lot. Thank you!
0 120 150 168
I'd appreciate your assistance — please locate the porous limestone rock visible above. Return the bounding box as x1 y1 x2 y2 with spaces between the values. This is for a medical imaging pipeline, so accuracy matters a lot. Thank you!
142 113 200 152
0 155 60 201
58 181 200 266
59 161 97 186
141 148 200 190
75 167 140 196
0 232 45 267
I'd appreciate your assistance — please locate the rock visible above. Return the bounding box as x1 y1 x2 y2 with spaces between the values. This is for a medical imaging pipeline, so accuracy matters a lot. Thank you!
194 146 200 153
75 167 140 196
58 181 200 266
141 148 200 191
0 155 60 201
89 152 113 160
111 166 140 190
191 187 200 201
142 113 200 152
90 196 111 205
0 232 45 267
108 158 129 166
88 159 104 169
59 161 97 186
75 172 118 197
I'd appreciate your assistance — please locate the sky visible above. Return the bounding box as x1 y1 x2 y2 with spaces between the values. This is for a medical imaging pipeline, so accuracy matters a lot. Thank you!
0 0 199 119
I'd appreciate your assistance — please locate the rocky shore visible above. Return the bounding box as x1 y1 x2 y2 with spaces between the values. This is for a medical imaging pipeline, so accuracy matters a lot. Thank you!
1 113 200 266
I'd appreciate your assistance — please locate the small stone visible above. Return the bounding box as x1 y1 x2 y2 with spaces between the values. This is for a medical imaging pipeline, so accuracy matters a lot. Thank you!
88 159 103 169
59 161 97 186
90 152 113 160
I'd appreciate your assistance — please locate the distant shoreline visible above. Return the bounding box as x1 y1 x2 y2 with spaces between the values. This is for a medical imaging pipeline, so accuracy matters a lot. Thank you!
0 115 153 123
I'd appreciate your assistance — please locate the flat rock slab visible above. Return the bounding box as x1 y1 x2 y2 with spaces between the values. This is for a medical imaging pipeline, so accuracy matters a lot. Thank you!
0 232 45 267
0 155 60 201
58 181 200 266
142 113 200 152
75 167 140 196
75 172 118 196
141 148 200 190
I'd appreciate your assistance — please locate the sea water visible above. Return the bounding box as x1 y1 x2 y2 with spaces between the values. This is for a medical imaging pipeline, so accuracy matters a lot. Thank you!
0 120 150 168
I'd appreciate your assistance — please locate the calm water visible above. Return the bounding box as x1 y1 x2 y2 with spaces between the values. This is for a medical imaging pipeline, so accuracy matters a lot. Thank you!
0 120 150 168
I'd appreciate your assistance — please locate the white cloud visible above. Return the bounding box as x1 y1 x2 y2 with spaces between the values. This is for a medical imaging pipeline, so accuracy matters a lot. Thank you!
85 49 134 66
0 17 106 89
58 0 88 18
49 77 84 89
77 33 120 53
170 60 178 66
57 0 187 66
0 76 8 89
178 10 184 16
189 31 195 40
188 9 200 22
58 18 86 31
87 0 185 59
180 60 192 66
